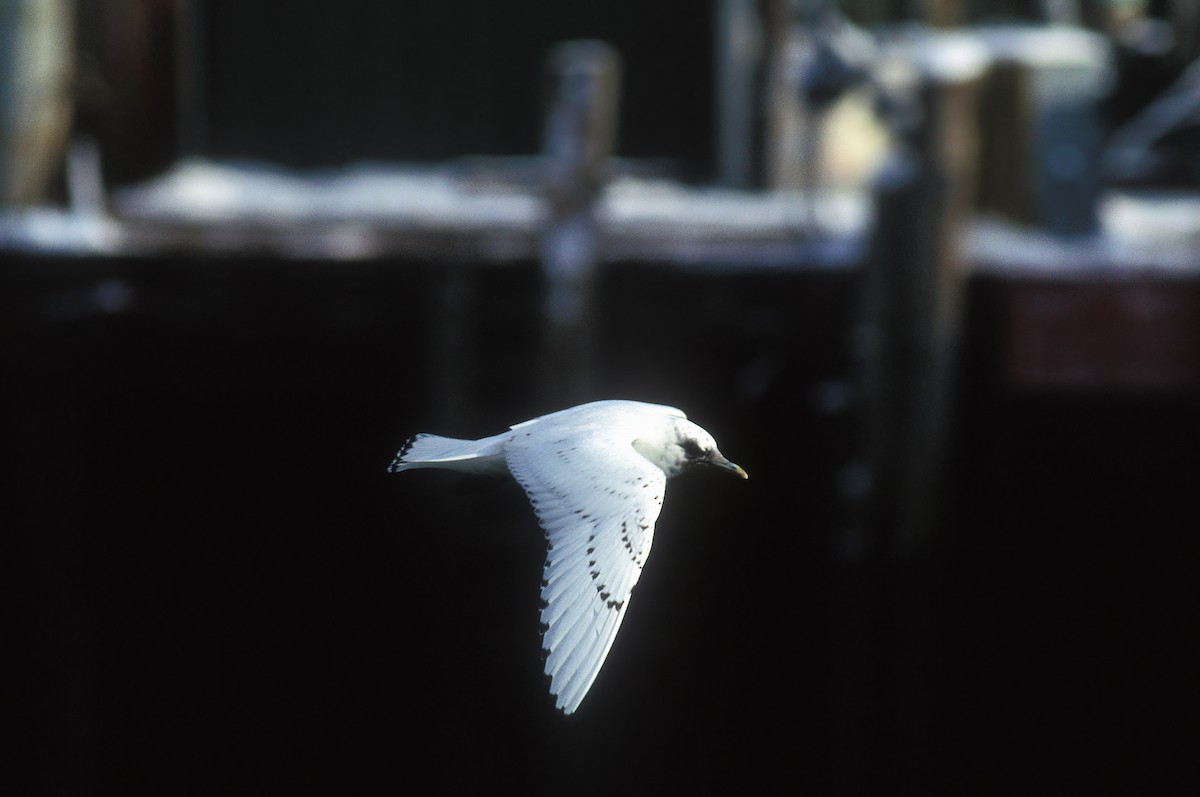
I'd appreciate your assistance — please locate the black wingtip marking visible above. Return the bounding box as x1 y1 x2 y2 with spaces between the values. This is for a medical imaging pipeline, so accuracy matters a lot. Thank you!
387 435 419 472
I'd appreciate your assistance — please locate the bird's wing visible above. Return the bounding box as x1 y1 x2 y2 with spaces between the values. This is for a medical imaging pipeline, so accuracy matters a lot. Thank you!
505 427 666 714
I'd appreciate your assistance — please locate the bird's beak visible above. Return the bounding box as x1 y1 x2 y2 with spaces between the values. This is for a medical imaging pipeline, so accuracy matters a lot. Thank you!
710 453 749 479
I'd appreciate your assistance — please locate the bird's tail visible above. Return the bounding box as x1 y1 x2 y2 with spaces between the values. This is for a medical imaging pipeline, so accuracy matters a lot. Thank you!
388 433 508 475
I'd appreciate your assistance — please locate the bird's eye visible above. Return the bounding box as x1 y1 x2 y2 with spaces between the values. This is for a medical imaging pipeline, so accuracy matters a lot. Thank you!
683 439 705 458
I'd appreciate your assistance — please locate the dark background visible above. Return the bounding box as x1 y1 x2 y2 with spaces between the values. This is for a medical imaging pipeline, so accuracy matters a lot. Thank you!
8 260 1197 795
6 1 1200 794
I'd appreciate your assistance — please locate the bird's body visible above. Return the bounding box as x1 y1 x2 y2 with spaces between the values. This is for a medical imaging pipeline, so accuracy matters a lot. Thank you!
388 399 746 714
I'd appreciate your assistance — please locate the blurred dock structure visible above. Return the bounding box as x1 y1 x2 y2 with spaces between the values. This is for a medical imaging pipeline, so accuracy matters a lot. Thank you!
3 4 1200 794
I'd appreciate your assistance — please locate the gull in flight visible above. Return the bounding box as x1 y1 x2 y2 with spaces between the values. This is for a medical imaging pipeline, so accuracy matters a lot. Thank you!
388 399 747 714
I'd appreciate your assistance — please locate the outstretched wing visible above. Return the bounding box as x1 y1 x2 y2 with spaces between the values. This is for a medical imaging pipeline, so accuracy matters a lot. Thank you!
505 427 666 714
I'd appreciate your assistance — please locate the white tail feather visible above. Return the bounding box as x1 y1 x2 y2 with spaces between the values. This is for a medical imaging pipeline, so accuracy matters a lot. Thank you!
388 432 508 475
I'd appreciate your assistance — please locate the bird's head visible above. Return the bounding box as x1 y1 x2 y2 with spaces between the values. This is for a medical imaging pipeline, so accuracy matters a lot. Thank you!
635 417 748 480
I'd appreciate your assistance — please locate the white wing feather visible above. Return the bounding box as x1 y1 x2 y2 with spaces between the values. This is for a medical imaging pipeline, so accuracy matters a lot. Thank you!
505 419 666 715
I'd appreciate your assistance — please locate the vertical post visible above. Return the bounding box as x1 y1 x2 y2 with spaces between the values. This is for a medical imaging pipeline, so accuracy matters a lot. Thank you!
714 0 762 188
0 0 74 205
761 0 804 190
846 33 987 561
827 32 987 793
175 0 208 157
889 37 986 557
539 40 621 405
